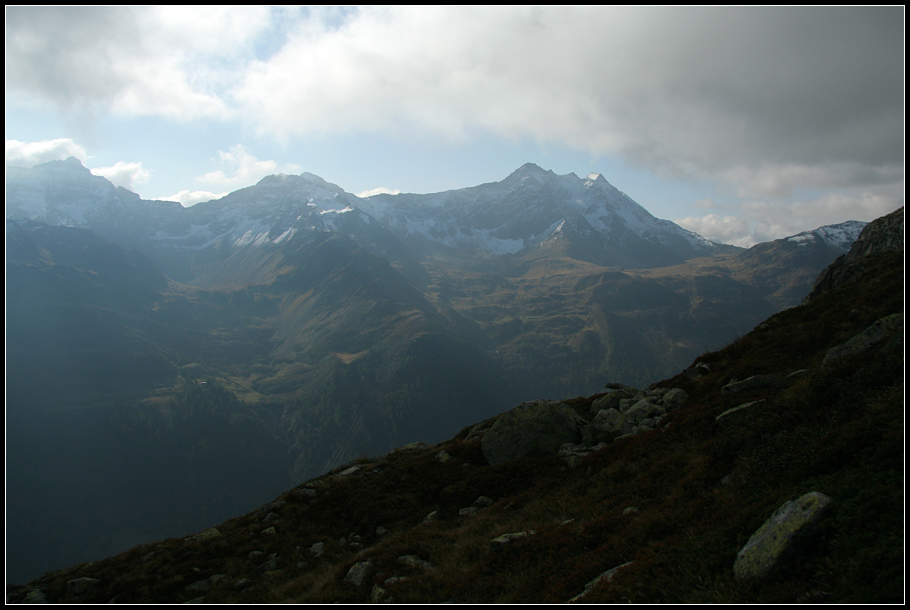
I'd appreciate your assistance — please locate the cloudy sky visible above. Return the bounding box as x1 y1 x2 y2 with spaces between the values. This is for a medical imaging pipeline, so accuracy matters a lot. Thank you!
5 6 904 247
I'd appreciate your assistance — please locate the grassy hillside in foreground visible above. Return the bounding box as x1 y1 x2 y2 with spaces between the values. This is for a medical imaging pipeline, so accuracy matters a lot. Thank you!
7 247 902 604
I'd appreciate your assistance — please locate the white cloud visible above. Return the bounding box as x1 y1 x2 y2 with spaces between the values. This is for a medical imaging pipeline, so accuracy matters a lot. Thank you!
158 189 228 207
357 187 401 198
675 214 756 248
5 6 270 121
197 144 301 188
6 138 88 167
678 184 902 248
232 7 903 187
90 161 151 191
6 7 903 213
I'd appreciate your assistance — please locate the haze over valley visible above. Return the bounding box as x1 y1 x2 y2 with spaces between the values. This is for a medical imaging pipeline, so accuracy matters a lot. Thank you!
5 158 877 583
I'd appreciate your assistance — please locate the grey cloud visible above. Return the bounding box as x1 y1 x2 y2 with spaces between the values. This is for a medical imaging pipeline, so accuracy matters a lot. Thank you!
6 7 143 107
7 7 903 199
232 6 903 191
6 6 242 119
594 7 904 175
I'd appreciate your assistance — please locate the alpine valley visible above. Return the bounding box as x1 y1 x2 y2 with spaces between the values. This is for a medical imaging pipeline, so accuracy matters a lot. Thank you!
5 159 869 584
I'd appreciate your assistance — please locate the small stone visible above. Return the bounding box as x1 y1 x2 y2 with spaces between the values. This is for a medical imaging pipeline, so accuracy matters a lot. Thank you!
344 560 373 587
473 496 494 507
66 577 100 595
308 542 325 557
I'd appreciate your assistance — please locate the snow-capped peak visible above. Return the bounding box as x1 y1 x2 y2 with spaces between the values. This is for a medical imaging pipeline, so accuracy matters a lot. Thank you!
785 220 868 251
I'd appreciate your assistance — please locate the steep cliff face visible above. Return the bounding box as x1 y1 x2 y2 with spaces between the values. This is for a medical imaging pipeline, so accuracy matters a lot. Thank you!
804 206 904 303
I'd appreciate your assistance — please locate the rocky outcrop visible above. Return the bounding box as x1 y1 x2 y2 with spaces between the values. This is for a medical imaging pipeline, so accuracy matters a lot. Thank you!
823 313 903 365
481 400 587 466
587 386 687 443
805 206 904 302
480 386 689 466
734 492 832 579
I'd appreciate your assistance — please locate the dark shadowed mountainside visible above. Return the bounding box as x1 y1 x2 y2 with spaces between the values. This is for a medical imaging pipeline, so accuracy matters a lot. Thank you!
6 206 902 604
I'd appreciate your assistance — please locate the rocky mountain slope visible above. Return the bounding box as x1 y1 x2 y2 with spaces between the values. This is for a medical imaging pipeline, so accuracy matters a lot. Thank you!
7 207 903 604
357 162 729 266
4 160 873 584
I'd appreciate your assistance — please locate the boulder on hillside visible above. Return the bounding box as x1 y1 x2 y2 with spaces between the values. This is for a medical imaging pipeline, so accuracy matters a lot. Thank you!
822 313 903 365
590 385 638 417
481 400 586 466
734 491 832 579
721 375 787 394
590 407 626 443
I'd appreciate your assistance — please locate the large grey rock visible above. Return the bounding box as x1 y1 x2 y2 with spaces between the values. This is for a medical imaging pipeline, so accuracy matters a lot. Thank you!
490 531 536 549
590 386 638 416
684 361 711 379
590 408 626 443
823 313 903 365
716 400 766 426
721 375 787 394
193 527 222 540
481 400 586 466
662 388 688 408
734 491 832 579
66 577 99 595
625 399 661 424
344 560 373 587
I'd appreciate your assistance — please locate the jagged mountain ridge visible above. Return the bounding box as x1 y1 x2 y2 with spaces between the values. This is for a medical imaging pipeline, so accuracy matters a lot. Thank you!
6 159 729 276
805 207 905 302
357 162 729 267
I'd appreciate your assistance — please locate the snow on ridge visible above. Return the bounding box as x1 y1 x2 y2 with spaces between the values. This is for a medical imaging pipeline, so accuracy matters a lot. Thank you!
355 164 721 257
9 159 723 258
785 220 867 250
320 206 354 215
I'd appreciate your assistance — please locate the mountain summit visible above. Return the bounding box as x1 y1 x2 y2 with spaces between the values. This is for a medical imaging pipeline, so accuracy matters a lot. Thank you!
357 163 727 266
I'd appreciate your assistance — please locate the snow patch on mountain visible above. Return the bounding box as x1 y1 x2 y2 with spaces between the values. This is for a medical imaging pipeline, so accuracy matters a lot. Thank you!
7 158 727 268
786 220 867 251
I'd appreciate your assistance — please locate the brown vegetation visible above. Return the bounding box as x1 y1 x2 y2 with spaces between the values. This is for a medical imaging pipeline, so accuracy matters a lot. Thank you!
8 251 903 604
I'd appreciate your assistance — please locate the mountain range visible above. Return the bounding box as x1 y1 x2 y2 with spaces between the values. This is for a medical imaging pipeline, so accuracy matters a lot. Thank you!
5 198 903 603
5 159 870 583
